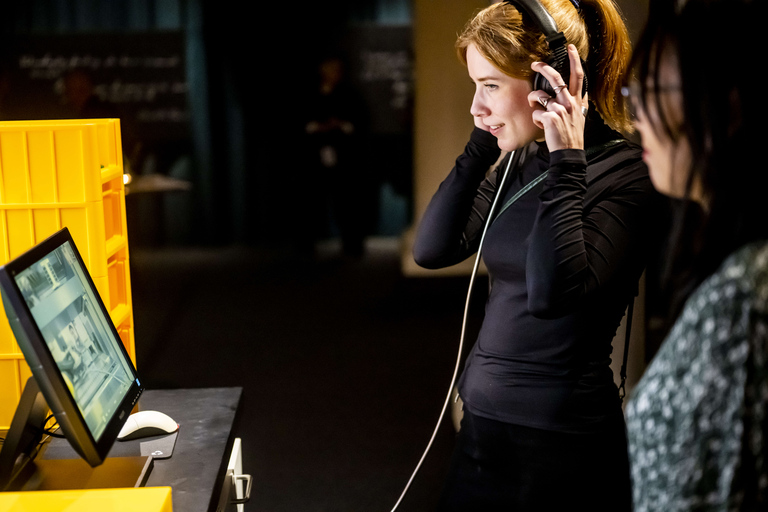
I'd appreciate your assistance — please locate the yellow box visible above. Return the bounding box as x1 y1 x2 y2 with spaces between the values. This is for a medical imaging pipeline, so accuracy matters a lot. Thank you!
0 487 173 512
0 119 135 429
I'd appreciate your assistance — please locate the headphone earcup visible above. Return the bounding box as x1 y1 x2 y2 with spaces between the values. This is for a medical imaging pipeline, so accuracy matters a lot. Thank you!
532 58 588 97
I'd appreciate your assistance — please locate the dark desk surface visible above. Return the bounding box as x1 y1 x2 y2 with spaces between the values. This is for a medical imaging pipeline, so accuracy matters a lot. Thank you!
42 387 242 512
140 387 242 511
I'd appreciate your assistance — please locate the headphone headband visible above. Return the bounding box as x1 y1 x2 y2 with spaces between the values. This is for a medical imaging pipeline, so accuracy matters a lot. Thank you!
505 0 567 55
504 0 584 97
505 0 561 37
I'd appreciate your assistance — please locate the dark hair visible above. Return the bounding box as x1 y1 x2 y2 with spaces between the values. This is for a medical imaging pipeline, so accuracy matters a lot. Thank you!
629 0 768 316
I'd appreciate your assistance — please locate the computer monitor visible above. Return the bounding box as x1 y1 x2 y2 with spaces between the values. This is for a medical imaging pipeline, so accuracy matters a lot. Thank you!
0 227 143 490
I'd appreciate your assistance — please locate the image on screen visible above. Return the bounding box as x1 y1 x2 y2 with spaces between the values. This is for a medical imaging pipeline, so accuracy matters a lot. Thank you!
12 240 134 442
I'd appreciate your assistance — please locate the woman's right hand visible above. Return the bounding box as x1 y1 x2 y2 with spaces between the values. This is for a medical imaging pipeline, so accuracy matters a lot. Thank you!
528 44 587 152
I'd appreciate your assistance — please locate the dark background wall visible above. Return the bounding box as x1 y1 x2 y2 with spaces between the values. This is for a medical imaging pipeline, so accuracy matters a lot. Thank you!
0 0 414 249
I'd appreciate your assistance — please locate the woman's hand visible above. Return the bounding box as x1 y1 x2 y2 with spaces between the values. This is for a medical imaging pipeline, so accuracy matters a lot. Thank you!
528 44 588 152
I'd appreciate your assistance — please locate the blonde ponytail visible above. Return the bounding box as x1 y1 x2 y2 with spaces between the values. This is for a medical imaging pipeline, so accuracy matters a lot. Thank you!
577 0 633 133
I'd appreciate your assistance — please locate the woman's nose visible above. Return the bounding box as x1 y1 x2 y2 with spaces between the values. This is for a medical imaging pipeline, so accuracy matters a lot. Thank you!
470 92 488 118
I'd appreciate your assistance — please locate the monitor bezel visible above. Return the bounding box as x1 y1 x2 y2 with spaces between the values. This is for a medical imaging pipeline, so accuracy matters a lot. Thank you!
0 227 143 467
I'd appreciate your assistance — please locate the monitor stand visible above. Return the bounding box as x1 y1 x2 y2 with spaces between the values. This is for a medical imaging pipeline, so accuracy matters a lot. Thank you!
0 377 154 492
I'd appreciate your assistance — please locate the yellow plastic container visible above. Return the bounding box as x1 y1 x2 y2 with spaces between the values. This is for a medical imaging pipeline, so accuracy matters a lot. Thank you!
0 487 173 512
0 119 135 430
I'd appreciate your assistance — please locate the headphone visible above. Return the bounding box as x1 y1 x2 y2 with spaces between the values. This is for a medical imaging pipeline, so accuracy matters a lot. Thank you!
504 0 587 97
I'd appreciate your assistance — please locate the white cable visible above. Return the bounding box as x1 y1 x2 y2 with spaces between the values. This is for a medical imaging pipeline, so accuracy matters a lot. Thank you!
390 151 515 512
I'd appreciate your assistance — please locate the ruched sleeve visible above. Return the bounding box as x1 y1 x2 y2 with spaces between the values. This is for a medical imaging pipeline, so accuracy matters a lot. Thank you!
412 127 502 269
526 146 654 317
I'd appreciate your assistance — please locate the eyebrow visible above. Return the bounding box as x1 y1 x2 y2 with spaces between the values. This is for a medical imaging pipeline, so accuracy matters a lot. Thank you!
471 75 502 83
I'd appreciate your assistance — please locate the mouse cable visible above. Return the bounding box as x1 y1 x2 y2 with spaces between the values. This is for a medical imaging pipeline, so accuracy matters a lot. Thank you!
389 150 516 512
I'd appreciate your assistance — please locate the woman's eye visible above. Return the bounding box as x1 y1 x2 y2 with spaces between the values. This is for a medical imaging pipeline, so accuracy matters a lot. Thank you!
484 83 498 90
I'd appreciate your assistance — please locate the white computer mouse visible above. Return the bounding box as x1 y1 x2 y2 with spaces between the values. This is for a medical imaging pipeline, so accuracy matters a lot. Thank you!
117 410 179 441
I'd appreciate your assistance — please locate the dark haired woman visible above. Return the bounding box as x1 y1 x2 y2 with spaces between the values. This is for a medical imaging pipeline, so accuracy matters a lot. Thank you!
412 0 663 509
624 0 768 510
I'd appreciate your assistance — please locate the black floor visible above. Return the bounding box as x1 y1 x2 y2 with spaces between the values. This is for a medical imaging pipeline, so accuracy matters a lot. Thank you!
129 238 487 512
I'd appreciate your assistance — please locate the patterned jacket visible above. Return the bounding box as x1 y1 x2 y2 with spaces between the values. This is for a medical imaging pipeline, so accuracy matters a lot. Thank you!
626 241 768 511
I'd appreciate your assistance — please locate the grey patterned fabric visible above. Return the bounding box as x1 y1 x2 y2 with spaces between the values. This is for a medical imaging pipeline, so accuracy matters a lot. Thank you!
626 241 768 511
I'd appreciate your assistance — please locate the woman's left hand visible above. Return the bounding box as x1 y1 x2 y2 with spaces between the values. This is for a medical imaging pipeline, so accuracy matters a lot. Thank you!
528 44 588 152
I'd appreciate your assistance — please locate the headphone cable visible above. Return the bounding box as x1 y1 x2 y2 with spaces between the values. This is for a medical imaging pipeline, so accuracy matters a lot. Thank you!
390 150 516 512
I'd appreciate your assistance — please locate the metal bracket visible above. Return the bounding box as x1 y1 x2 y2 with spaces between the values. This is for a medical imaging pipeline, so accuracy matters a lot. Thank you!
230 473 252 505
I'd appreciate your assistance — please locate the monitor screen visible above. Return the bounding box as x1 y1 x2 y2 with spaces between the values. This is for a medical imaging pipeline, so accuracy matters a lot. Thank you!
0 227 143 473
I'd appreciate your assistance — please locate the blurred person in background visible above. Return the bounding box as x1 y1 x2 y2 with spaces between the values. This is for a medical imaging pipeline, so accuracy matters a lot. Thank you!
301 54 371 259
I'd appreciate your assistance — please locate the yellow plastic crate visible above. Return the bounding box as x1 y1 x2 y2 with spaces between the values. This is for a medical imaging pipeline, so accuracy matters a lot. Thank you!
0 119 135 430
0 487 173 512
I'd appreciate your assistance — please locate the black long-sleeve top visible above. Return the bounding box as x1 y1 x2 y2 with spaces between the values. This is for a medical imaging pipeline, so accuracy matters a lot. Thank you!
413 114 662 433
